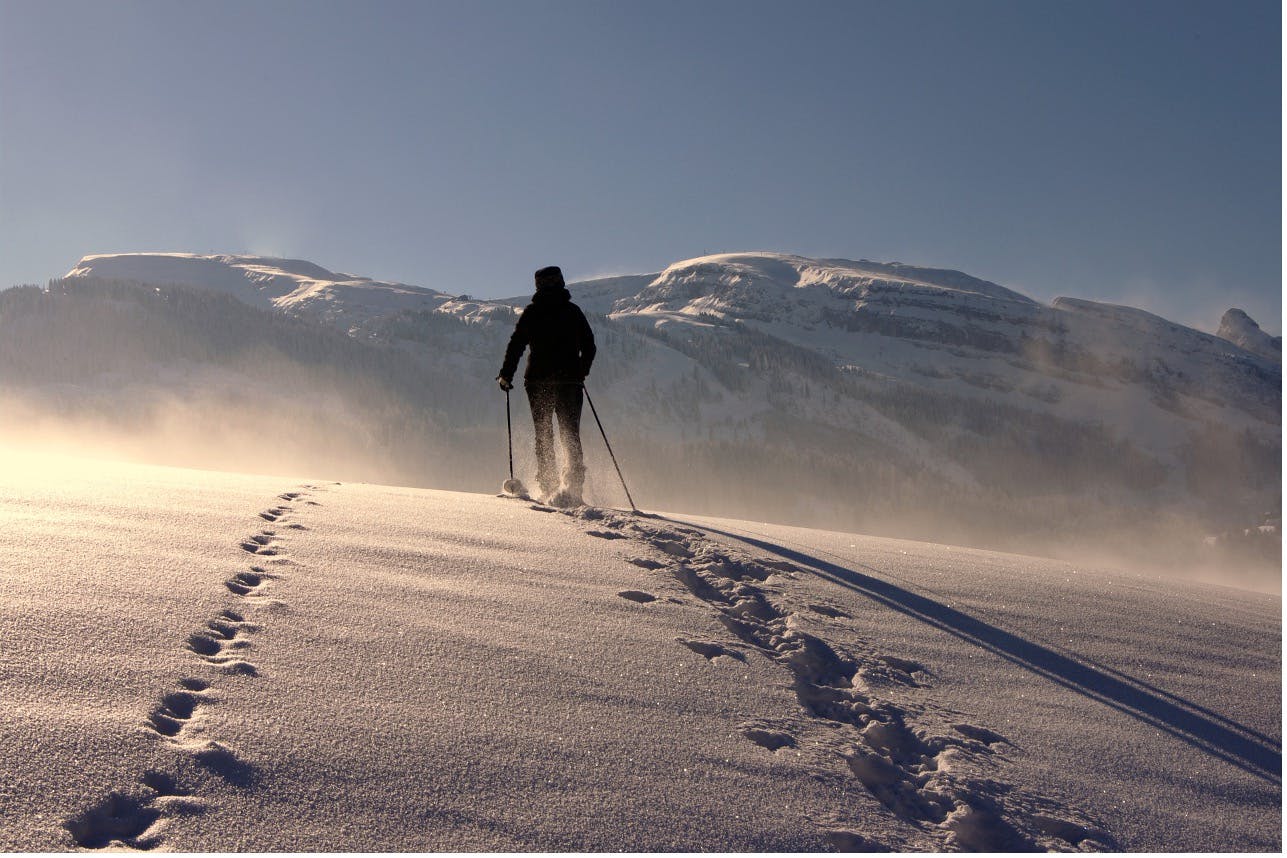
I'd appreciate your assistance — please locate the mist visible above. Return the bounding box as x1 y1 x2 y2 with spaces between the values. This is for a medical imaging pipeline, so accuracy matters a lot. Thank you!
1 384 1277 596
0 274 1277 594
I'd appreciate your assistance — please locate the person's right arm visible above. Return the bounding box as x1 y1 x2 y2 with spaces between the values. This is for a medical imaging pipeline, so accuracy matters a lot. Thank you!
498 308 531 384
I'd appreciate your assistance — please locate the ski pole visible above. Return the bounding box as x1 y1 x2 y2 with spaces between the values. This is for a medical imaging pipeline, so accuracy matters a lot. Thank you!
583 385 638 512
500 386 527 498
506 387 515 482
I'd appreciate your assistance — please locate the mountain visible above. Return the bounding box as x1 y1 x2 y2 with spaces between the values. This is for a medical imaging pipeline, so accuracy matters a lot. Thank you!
1217 307 1282 363
5 250 1277 581
65 252 490 332
0 452 1279 850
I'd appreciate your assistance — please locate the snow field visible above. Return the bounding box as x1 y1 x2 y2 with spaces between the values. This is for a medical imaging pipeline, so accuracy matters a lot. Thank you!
0 452 1278 850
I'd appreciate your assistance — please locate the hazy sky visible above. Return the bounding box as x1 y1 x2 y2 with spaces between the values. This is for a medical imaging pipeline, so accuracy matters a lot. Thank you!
1 0 1279 331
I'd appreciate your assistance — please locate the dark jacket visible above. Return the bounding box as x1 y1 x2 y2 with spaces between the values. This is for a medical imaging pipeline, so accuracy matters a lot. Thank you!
499 286 596 384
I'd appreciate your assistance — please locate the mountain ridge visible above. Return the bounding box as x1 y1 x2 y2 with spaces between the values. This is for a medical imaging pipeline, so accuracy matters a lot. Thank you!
65 249 1279 344
15 249 1275 580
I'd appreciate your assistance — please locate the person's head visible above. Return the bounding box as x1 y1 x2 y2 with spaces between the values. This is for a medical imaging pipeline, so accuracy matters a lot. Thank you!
534 266 565 292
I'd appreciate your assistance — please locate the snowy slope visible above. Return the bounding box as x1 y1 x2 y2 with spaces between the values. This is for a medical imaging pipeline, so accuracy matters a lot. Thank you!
1218 308 1282 363
63 251 1279 428
66 253 458 333
64 251 1278 435
0 452 1278 851
500 273 659 315
606 253 1278 432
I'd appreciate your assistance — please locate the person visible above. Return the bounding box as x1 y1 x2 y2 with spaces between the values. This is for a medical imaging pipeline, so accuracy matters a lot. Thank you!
497 265 596 506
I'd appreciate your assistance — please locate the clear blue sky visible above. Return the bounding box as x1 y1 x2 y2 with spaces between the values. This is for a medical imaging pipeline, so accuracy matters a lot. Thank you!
1 0 1279 331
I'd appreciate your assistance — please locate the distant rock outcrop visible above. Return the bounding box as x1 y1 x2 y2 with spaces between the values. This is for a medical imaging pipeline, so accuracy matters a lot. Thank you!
1217 308 1281 363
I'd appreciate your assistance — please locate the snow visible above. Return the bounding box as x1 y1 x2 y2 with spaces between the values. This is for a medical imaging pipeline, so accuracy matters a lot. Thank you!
63 252 1279 452
502 273 660 315
0 450 1277 850
65 252 454 331
1218 308 1282 363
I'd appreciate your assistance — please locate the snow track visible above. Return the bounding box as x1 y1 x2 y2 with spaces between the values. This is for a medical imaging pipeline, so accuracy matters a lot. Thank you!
63 487 319 850
552 501 1116 850
0 464 1271 851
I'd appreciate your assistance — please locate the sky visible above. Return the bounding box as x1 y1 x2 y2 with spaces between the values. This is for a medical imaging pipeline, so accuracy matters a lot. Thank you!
0 0 1280 332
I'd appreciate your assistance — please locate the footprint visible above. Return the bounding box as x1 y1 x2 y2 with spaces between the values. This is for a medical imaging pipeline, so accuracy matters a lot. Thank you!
239 532 283 556
191 741 259 787
952 723 1009 746
650 539 694 559
617 590 657 603
205 619 240 640
187 622 259 676
628 557 665 570
186 634 221 657
741 726 796 751
146 690 203 738
225 570 269 596
215 660 259 677
878 655 926 675
140 771 185 797
278 492 301 501
678 638 746 663
808 603 852 620
824 830 887 852
586 529 627 540
63 792 162 849
1032 815 1111 848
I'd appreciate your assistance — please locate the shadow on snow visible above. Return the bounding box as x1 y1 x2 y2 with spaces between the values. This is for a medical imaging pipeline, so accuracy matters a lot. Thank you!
661 515 1281 785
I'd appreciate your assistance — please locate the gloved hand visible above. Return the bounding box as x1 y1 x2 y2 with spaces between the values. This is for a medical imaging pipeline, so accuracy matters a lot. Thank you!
496 375 513 391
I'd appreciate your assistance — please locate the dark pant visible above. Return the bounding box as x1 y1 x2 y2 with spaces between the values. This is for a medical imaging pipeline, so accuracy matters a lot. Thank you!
526 382 585 497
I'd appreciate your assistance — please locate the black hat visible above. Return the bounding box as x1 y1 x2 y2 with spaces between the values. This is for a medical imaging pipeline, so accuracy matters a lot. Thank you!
534 266 565 291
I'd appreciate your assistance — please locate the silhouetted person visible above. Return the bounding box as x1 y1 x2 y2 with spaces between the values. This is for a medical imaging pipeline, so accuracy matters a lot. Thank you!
497 266 596 505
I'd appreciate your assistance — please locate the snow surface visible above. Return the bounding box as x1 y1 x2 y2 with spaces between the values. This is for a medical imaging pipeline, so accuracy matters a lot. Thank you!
66 253 456 333
1218 308 1282 363
0 451 1278 850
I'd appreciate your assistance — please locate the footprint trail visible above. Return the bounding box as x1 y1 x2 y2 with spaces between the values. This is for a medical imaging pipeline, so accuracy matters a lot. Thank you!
63 485 324 850
556 503 1116 851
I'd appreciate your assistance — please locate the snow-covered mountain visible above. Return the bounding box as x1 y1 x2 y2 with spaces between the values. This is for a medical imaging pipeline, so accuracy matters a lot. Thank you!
23 250 1280 577
597 252 1278 432
1218 307 1282 363
64 251 1279 433
65 252 507 332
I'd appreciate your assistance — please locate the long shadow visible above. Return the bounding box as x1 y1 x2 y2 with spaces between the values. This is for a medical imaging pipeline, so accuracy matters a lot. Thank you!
662 515 1282 785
